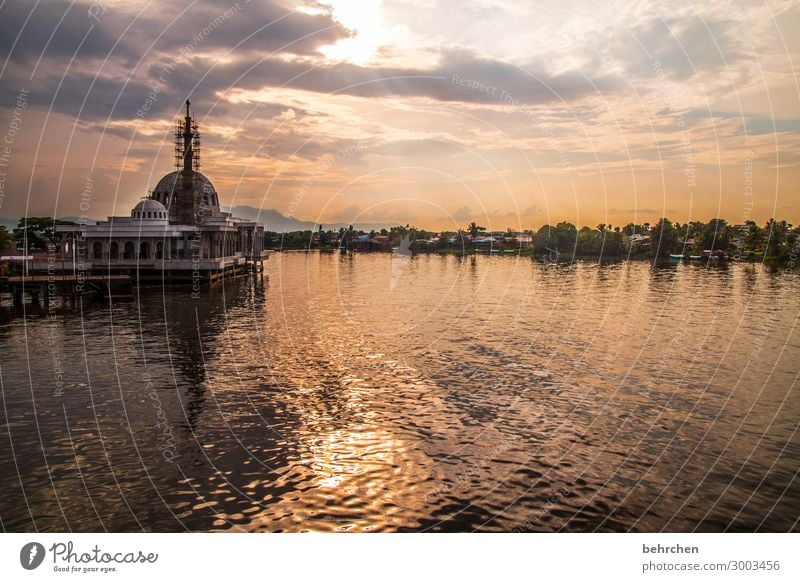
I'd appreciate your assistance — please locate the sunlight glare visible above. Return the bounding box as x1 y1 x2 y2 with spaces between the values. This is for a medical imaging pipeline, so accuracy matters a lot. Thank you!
319 0 386 65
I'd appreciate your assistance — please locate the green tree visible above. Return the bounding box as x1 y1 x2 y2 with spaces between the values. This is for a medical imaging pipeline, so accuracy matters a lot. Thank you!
700 218 731 251
743 220 764 253
13 217 77 252
467 222 486 239
0 226 13 252
533 225 556 254
319 228 331 247
764 218 789 260
576 226 601 255
554 221 577 252
649 218 678 258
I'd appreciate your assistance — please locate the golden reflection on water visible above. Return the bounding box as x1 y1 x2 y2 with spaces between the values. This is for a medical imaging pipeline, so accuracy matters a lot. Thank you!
0 254 798 532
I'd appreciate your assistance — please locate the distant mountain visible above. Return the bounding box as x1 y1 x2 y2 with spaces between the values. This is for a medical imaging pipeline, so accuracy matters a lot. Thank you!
225 206 317 232
225 206 398 233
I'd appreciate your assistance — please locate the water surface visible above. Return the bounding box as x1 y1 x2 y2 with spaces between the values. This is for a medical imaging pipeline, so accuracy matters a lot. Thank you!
1 253 798 531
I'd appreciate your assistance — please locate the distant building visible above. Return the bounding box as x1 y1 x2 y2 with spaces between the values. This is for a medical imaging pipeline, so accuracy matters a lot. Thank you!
353 234 391 251
57 101 267 282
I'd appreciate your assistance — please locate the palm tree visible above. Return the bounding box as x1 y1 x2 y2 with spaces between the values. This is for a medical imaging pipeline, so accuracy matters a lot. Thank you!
468 222 485 239
764 218 789 259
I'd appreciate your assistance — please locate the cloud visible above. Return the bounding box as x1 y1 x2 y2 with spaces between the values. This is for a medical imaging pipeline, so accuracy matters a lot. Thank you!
450 205 472 221
0 0 625 128
0 0 349 121
0 1 118 65
0 0 347 63
607 16 745 81
0 0 796 228
209 48 621 105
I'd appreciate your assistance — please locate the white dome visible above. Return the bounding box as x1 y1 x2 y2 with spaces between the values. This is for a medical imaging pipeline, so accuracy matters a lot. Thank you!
131 198 168 222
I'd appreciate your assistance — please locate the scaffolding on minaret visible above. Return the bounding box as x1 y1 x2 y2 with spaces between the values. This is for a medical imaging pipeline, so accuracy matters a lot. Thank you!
174 120 184 172
174 102 201 175
192 119 201 173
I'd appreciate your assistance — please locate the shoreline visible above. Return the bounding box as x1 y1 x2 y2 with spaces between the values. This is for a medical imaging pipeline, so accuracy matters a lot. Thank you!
264 247 792 265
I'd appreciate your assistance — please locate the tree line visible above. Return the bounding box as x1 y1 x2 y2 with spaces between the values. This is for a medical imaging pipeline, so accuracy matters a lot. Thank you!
1 216 797 263
266 217 799 263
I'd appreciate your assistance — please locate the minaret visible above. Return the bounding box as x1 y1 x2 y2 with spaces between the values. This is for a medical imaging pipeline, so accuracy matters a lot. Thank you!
181 99 194 185
175 100 201 224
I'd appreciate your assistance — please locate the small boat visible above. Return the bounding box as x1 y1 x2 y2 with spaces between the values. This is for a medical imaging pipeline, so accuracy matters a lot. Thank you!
669 254 684 262
688 255 703 260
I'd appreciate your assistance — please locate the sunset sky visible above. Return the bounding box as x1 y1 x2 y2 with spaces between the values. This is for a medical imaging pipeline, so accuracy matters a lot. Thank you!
0 0 798 230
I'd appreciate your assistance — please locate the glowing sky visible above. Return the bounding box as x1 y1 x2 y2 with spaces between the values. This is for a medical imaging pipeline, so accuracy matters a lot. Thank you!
0 0 798 229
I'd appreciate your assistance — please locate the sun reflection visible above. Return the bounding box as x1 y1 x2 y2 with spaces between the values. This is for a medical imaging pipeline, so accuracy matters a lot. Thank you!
305 425 404 490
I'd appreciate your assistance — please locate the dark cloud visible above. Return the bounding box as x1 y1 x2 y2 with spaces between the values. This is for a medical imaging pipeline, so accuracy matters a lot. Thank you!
148 46 621 115
0 0 346 63
148 0 347 57
607 16 745 80
0 0 623 129
0 0 119 66
0 0 348 121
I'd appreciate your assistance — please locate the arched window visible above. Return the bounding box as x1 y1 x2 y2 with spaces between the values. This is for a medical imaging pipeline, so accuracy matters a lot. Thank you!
110 241 119 259
155 241 164 259
123 241 134 259
140 241 150 259
92 241 103 259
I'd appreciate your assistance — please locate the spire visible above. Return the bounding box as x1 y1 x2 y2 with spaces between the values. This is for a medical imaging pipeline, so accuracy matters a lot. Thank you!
172 100 203 224
182 100 194 186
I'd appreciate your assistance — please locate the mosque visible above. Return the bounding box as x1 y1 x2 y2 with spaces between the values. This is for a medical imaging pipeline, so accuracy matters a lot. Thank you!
57 101 267 283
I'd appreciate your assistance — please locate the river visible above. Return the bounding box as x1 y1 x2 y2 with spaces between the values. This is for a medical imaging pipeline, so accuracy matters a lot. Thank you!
1 253 798 531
